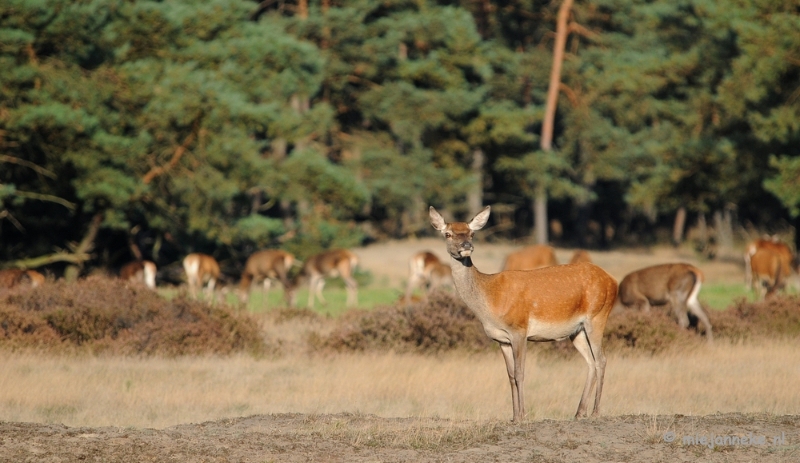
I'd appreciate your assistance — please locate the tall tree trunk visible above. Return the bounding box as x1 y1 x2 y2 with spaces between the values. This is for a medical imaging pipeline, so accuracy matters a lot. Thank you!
537 0 573 245
672 206 687 247
468 148 485 217
534 187 548 244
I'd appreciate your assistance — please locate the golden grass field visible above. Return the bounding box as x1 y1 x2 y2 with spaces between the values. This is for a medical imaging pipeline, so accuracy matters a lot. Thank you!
1 337 799 428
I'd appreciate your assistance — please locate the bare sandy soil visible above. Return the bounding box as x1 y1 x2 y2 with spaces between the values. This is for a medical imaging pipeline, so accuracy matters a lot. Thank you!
2 240 796 463
2 413 798 462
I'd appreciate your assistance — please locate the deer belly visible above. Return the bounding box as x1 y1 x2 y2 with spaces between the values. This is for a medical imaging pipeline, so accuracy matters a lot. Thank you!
526 317 584 342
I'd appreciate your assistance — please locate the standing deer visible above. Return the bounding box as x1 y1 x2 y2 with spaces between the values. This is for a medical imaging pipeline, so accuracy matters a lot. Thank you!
403 251 453 304
749 248 790 300
239 249 295 306
183 253 221 298
430 206 617 421
290 249 359 308
618 263 713 341
503 244 559 271
119 260 157 289
0 269 45 289
744 238 795 293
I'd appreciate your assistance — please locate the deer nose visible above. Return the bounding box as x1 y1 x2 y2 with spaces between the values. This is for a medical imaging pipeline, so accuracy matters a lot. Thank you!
459 242 474 256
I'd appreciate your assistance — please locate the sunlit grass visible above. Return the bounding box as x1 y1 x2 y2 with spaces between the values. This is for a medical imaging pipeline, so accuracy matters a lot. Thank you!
2 338 798 428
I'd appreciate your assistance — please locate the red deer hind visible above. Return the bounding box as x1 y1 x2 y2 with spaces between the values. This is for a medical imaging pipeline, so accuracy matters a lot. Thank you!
744 238 795 297
618 263 713 341
403 251 453 304
503 244 559 271
239 250 295 306
749 248 791 300
0 269 45 290
183 253 221 298
430 206 617 421
120 260 157 289
290 249 358 308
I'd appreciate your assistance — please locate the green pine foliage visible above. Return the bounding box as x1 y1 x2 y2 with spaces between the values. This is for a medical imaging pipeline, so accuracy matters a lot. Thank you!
1 0 798 270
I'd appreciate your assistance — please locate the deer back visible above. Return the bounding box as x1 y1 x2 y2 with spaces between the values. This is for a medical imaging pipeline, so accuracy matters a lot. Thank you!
619 263 702 305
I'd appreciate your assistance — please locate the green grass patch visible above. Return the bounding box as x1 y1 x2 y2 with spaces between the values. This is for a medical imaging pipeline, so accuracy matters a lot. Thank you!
700 281 800 310
700 282 753 310
226 286 405 317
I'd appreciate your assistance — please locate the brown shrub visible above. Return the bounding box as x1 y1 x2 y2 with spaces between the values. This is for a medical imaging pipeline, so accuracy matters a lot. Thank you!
601 308 704 355
0 276 265 356
316 291 492 354
710 295 800 341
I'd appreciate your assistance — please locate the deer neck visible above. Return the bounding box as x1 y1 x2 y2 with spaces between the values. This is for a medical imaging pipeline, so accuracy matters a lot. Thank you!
447 256 494 322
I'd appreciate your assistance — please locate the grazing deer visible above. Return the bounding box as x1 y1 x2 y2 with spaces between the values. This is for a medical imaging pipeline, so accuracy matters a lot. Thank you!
403 251 453 304
239 249 295 306
290 249 359 308
569 249 592 264
430 206 617 421
119 260 157 289
182 253 221 298
749 248 790 300
0 269 45 289
618 263 713 341
744 238 795 292
503 244 559 271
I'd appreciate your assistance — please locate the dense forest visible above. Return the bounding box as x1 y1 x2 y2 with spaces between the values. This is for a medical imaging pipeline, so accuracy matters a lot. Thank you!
1 0 798 277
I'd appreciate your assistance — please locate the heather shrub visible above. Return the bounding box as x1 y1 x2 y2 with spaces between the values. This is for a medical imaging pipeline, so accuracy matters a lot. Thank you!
0 276 265 356
710 295 800 341
317 291 492 353
601 308 704 355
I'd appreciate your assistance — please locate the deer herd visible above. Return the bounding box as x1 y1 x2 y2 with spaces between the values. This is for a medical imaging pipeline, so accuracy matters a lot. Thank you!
2 204 798 422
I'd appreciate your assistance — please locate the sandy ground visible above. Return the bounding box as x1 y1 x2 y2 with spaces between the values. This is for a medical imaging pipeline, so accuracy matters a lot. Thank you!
2 240 794 463
2 413 798 462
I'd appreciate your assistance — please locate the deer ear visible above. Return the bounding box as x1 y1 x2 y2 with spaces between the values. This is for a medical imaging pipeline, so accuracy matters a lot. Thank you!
429 206 447 231
468 206 491 231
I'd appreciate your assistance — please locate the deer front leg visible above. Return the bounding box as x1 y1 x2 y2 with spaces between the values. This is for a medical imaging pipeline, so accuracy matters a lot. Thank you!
309 275 327 307
500 337 527 422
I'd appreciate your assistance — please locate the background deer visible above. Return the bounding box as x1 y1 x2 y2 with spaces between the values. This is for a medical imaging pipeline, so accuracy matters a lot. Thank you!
569 249 592 264
430 206 618 421
502 244 559 271
0 269 45 289
403 251 453 304
290 249 358 308
183 253 220 298
749 248 790 300
744 238 795 295
618 263 713 341
239 250 295 306
119 260 157 289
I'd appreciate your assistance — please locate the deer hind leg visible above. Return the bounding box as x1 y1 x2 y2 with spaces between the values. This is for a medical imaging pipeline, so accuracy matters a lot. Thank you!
343 276 358 307
499 337 527 422
687 296 713 342
571 326 604 418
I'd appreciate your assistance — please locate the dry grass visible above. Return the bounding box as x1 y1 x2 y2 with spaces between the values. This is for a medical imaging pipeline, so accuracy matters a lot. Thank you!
1 338 798 429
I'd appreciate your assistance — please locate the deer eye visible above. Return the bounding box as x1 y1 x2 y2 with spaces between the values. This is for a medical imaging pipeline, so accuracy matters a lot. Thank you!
445 232 452 239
